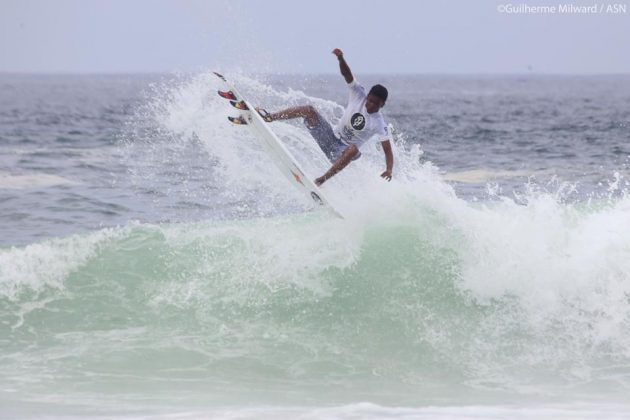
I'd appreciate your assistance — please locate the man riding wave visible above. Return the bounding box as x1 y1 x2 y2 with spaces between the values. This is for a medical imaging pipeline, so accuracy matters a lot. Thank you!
263 48 394 186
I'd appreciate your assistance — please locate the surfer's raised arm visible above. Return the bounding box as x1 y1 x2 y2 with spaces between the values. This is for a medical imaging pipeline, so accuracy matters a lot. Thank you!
332 48 353 84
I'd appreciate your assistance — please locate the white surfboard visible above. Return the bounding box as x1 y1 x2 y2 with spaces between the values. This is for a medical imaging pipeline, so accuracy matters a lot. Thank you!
214 72 343 219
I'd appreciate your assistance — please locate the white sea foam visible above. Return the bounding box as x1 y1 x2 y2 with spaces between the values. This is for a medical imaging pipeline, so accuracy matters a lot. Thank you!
0 227 126 301
134 403 630 419
0 172 79 189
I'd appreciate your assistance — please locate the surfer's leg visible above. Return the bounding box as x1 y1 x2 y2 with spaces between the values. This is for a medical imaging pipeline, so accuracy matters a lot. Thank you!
271 106 339 161
269 106 319 127
303 111 341 162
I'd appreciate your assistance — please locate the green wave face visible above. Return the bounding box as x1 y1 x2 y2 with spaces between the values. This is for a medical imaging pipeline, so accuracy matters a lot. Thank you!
2 194 630 410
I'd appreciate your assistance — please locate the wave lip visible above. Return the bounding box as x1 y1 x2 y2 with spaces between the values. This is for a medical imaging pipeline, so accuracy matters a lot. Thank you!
0 227 125 301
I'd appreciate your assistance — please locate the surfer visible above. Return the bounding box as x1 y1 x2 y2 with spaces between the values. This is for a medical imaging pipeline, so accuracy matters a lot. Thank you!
264 48 394 186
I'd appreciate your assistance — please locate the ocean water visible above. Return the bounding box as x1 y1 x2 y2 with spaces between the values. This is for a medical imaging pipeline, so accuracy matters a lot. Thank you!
1 72 630 419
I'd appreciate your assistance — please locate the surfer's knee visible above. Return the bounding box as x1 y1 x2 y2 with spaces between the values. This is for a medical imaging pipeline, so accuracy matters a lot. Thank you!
301 105 319 126
342 144 359 160
304 105 317 114
298 105 317 117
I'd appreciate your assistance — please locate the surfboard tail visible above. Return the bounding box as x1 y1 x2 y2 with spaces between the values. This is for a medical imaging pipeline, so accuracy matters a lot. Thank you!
214 71 343 218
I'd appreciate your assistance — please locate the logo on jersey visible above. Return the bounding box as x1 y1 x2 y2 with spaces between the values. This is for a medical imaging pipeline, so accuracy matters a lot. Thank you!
350 113 366 130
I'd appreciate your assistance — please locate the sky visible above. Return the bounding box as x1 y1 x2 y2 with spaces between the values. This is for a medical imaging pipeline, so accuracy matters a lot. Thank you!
1 0 629 74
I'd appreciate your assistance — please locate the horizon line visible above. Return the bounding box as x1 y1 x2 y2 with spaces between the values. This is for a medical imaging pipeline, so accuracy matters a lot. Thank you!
2 70 630 77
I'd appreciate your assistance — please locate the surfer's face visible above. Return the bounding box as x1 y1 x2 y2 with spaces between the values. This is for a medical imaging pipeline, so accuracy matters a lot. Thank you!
366 94 384 114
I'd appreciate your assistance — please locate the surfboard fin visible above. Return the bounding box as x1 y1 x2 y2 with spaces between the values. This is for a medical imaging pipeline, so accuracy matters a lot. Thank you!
228 116 247 125
230 100 249 110
218 90 237 101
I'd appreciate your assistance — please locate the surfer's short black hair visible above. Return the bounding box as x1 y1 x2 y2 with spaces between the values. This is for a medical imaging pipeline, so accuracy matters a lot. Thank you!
369 84 388 104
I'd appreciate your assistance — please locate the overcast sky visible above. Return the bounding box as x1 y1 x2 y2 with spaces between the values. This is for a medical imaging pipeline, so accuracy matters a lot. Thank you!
1 0 629 74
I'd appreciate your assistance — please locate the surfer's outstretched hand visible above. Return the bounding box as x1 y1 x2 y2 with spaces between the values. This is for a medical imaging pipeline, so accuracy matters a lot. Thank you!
332 48 343 58
381 170 392 181
315 176 326 187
